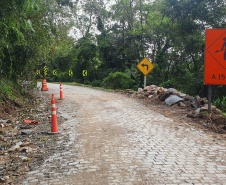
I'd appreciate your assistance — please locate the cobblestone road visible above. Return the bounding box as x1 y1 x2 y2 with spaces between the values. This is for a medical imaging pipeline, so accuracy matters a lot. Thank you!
22 83 226 184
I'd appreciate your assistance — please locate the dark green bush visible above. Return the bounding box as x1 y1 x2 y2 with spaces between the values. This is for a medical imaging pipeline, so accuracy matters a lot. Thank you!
103 72 135 89
84 80 91 85
58 72 71 82
92 80 102 87
159 79 177 89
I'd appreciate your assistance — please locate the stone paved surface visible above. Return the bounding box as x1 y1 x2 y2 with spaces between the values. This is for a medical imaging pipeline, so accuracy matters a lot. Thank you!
22 83 226 184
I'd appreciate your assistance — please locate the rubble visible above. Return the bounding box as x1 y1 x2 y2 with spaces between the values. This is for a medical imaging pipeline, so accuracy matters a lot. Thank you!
133 85 209 110
165 95 183 105
115 84 226 133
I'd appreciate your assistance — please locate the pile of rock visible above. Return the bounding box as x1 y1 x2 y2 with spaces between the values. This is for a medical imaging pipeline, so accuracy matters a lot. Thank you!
133 85 217 114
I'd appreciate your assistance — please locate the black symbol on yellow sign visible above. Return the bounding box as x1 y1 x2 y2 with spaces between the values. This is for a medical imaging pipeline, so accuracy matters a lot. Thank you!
69 70 73 76
83 70 87 76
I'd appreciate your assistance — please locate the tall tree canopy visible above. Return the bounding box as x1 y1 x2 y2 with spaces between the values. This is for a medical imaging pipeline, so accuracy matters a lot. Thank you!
1 0 226 97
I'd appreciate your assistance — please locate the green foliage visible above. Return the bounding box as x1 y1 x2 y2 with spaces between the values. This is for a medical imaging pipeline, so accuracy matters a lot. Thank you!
213 96 226 112
103 72 135 90
57 72 71 82
0 79 24 101
91 80 102 87
1 0 226 101
84 80 91 85
160 79 177 89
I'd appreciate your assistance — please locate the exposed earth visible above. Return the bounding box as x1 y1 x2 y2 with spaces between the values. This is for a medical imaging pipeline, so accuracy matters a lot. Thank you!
0 83 226 184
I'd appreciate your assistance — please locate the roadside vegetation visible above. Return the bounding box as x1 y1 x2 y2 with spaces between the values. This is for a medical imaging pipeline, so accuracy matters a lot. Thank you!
0 0 226 111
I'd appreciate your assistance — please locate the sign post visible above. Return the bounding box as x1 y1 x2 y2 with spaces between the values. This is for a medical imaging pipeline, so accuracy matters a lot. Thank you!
208 85 212 114
204 29 226 113
144 76 147 88
137 57 154 88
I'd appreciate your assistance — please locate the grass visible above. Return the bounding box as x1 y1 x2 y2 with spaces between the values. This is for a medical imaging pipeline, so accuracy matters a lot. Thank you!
222 112 226 117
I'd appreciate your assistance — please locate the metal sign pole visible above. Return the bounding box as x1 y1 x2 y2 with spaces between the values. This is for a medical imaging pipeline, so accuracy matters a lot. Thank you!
144 75 147 88
208 85 212 114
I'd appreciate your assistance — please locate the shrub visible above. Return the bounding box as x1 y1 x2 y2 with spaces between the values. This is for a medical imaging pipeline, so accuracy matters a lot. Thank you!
84 80 91 85
160 79 177 89
213 96 226 112
91 80 102 87
58 72 71 82
103 72 135 90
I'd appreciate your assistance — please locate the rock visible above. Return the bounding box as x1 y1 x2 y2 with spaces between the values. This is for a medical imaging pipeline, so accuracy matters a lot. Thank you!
184 96 194 101
136 94 142 98
200 104 216 112
16 142 23 146
21 130 33 135
191 98 199 109
179 102 186 107
150 85 158 90
148 95 153 99
144 85 157 92
158 90 171 101
168 88 178 94
19 146 35 153
138 88 143 92
4 133 12 137
144 92 150 97
20 142 33 147
165 95 183 106
179 93 187 98
0 130 6 135
200 98 208 105
196 95 201 102
125 89 133 94
21 157 32 162
9 145 20 152
0 120 8 123
195 108 201 113
156 87 164 94
4 176 9 181
0 177 6 183
20 125 33 129
187 112 200 118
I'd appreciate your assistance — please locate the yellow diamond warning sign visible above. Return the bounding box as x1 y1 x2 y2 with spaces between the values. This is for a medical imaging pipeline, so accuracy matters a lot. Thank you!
137 57 154 76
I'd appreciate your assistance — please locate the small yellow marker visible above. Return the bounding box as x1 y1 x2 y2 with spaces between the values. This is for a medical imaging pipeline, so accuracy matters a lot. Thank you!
53 70 57 76
69 70 73 76
83 70 87 76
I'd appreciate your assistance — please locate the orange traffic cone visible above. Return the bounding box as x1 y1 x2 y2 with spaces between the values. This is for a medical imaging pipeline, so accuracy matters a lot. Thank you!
41 79 49 91
60 83 63 99
51 94 58 133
